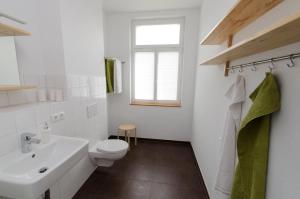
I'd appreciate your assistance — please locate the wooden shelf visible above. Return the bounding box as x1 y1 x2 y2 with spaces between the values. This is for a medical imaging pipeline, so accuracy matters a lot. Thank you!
201 0 283 45
200 12 300 65
0 22 31 36
0 85 36 91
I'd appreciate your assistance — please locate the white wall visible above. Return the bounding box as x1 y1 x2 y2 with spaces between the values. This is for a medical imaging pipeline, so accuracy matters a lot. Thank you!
192 0 300 199
59 0 105 76
0 0 107 198
104 9 200 141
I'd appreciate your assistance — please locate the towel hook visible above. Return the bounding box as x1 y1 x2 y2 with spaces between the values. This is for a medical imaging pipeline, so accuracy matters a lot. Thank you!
251 63 257 71
287 55 296 68
268 58 275 72
230 67 235 74
238 66 243 73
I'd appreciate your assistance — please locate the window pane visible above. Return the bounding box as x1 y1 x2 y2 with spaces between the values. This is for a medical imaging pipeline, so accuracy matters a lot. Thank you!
157 52 179 101
134 52 155 100
136 24 181 45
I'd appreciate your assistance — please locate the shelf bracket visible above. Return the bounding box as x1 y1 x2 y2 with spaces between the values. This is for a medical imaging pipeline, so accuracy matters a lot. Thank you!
224 35 233 76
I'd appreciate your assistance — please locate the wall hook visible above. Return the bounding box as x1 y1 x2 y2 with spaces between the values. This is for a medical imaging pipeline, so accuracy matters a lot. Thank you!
268 58 275 72
251 63 257 71
239 67 243 73
268 65 273 73
230 68 235 74
271 58 276 68
287 55 295 68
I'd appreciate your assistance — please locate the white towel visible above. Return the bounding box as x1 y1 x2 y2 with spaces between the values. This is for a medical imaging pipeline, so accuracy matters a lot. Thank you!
113 59 122 94
215 75 246 197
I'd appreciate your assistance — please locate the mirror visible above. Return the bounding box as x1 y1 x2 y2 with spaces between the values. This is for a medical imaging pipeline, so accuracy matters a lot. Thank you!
0 37 20 85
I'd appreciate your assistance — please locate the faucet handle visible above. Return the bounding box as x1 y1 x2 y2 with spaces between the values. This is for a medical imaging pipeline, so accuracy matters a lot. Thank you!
21 132 36 141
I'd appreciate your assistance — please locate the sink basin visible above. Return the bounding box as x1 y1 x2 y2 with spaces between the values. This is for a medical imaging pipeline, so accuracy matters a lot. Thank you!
0 135 89 199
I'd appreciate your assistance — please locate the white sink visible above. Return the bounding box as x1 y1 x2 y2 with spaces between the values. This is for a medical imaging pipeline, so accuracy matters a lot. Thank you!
0 135 89 199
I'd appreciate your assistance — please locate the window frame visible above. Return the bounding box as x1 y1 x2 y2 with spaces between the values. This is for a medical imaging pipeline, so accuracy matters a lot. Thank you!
130 17 185 107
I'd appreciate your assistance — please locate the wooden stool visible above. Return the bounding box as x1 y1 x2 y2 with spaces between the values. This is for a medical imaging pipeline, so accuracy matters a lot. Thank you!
118 124 137 150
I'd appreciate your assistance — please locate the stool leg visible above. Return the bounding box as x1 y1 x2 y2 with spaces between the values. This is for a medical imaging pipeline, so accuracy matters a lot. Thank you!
128 131 130 151
134 128 137 146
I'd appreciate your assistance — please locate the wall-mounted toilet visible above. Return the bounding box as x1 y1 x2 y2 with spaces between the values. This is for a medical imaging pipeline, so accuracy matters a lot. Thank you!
89 139 128 167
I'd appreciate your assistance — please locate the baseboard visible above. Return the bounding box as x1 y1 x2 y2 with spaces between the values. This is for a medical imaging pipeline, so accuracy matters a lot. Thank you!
108 135 190 144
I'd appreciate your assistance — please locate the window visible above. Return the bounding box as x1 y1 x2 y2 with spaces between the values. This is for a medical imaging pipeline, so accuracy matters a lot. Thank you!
131 18 184 107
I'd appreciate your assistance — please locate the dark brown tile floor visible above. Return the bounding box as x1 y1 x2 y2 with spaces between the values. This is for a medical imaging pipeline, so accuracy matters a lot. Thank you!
73 138 209 199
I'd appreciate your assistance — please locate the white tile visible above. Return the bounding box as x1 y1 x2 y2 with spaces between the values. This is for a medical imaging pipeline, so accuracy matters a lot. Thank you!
100 76 106 86
88 76 97 88
51 122 65 136
0 92 9 107
96 77 103 87
0 133 18 157
89 87 96 98
50 101 67 113
0 111 16 137
99 87 107 99
67 75 80 88
79 76 89 87
81 87 90 98
71 88 81 98
73 102 89 139
94 86 104 99
64 100 79 120
15 106 37 133
63 88 72 101
35 103 51 125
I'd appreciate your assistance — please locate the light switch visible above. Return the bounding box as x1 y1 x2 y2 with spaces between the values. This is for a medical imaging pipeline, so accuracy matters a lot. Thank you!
51 112 65 123
51 113 59 123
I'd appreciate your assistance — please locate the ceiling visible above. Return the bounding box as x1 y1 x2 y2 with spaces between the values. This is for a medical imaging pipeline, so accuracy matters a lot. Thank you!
103 0 203 12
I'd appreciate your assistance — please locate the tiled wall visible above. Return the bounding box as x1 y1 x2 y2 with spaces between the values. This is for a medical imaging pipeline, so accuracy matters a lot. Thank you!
0 74 108 157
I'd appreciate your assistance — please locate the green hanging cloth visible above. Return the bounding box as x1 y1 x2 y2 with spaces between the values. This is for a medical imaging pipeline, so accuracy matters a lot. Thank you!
105 58 114 93
231 73 281 199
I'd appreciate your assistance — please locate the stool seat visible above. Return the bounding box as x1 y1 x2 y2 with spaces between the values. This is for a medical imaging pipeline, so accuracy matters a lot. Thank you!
118 124 137 150
119 124 136 131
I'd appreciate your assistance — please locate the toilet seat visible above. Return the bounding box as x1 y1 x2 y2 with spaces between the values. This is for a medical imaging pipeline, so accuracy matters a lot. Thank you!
97 139 128 154
89 139 129 167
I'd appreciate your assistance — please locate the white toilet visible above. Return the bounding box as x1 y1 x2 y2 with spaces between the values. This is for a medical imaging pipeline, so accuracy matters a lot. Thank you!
89 139 129 167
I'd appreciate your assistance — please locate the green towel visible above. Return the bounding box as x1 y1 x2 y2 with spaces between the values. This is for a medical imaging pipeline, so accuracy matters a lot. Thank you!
231 73 281 199
105 59 114 93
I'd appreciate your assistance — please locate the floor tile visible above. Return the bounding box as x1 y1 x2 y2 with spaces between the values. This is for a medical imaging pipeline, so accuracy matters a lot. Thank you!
127 164 155 181
149 183 180 199
121 180 151 199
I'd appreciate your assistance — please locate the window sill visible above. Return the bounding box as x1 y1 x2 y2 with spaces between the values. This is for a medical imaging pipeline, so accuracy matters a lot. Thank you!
130 101 181 108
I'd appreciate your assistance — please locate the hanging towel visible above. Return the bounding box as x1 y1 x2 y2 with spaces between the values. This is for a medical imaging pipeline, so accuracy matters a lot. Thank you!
231 73 281 199
113 59 122 94
215 75 246 197
105 59 114 93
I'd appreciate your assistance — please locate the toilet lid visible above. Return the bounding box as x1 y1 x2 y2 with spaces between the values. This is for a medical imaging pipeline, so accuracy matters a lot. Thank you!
97 140 128 154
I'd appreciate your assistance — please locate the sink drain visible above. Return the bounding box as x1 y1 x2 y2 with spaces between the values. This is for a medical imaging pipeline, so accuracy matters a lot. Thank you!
39 167 48 174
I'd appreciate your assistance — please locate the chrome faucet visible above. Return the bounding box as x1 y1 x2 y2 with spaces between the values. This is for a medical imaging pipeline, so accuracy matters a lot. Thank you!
21 133 41 153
